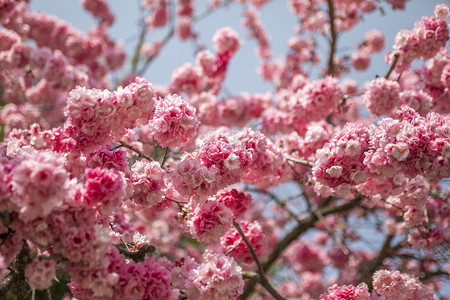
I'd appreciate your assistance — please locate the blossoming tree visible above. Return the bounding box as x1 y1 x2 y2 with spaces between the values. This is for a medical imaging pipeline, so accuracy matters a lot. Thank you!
0 0 449 299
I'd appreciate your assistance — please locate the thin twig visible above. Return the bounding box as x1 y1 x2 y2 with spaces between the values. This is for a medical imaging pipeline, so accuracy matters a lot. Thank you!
161 146 169 166
119 141 155 162
233 220 286 300
226 239 244 256
285 156 314 167
326 0 338 76
165 196 188 205
384 52 400 79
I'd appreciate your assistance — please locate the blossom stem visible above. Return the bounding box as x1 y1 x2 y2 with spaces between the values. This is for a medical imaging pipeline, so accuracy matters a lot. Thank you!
119 141 155 162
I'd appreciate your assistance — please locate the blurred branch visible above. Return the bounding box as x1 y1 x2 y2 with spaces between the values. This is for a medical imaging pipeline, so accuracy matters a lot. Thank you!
131 20 148 74
326 0 338 76
384 52 400 79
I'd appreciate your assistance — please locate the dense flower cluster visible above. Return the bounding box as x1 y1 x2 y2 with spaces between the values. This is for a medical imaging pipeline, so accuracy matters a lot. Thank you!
186 200 233 243
185 251 244 300
64 76 156 153
130 160 166 207
215 188 252 218
365 106 450 181
386 11 449 71
9 150 68 222
372 270 434 299
313 122 371 190
149 94 199 147
319 283 370 300
363 77 400 116
289 77 343 122
0 1 448 300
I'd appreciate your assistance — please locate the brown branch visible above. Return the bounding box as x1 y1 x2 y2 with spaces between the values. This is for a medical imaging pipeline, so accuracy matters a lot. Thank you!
241 271 286 300
384 52 400 79
358 234 397 288
285 156 314 167
326 0 338 76
116 243 156 262
234 220 286 300
240 195 363 299
161 146 169 166
0 271 18 298
119 141 155 162
1 240 33 300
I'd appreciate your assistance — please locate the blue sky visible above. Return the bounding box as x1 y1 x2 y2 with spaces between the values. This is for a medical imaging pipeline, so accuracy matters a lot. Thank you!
29 0 446 95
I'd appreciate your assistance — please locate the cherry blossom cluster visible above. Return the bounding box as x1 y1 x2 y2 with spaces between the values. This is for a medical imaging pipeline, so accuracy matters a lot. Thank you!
362 77 400 117
171 128 281 199
64 76 156 153
0 1 449 299
313 122 372 190
149 94 199 147
365 105 450 182
372 269 434 299
386 7 449 72
173 250 244 300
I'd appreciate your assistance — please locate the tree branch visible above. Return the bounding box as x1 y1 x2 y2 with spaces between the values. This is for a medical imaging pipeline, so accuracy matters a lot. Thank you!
234 220 286 300
119 141 155 162
326 0 338 76
240 195 363 299
384 52 400 79
285 156 314 167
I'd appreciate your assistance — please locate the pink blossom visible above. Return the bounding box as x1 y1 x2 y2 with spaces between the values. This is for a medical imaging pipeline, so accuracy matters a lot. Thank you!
149 94 199 148
83 167 125 214
363 77 400 116
351 48 371 71
187 200 232 243
215 188 252 218
364 29 385 53
176 16 192 40
372 269 434 299
319 283 371 300
10 151 68 222
130 160 166 207
213 27 242 54
186 250 244 300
